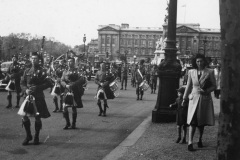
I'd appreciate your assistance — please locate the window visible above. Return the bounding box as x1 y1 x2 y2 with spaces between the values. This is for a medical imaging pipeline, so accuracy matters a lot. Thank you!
149 49 152 55
101 36 105 44
142 40 146 46
106 47 110 53
106 37 110 44
128 40 132 46
112 38 116 44
149 41 153 47
101 47 105 52
135 48 139 55
128 48 131 55
120 39 124 46
141 49 145 55
135 40 139 45
120 48 124 54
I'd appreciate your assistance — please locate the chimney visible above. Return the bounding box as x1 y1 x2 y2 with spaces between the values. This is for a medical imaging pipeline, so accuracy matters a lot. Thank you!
121 23 129 28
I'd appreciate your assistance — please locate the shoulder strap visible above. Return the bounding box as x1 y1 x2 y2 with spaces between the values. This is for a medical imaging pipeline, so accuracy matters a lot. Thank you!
137 69 143 79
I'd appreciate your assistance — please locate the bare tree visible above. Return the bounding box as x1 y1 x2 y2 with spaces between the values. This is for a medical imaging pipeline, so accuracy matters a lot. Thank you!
217 0 240 159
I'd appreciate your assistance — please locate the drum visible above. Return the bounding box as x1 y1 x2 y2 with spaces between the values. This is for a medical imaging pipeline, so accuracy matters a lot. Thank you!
139 80 149 91
109 80 118 92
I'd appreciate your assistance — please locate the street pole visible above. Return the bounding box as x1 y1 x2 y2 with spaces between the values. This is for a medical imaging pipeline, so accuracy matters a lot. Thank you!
152 0 182 123
83 34 86 61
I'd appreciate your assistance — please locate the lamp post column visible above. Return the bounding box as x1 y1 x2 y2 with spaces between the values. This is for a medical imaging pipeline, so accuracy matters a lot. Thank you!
152 0 182 123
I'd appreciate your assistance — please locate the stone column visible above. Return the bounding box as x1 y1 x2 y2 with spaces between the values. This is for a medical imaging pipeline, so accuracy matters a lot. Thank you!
152 0 182 123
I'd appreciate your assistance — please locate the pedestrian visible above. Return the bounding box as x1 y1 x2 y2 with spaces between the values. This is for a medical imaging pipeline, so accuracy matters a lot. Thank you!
131 64 136 87
5 55 23 109
182 53 216 151
61 57 86 129
170 86 188 144
120 62 128 90
214 63 221 99
150 65 158 94
18 52 52 145
135 60 145 100
95 63 115 116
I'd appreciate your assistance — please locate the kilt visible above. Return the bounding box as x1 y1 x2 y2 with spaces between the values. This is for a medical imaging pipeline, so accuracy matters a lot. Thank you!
35 97 51 118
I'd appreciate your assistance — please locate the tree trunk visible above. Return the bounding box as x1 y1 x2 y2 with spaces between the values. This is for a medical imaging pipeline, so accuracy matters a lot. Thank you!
217 0 240 159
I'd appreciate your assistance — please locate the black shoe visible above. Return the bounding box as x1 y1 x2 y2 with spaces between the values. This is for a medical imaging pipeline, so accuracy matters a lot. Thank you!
33 136 40 145
120 88 123 90
6 104 12 109
63 123 71 130
188 144 195 151
71 123 76 129
181 138 187 144
58 109 63 112
53 109 58 113
15 105 20 108
98 112 103 116
22 135 33 146
175 138 181 143
198 141 203 148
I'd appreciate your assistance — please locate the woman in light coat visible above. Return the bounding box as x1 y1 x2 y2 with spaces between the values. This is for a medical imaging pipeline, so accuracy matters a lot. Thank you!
182 54 216 151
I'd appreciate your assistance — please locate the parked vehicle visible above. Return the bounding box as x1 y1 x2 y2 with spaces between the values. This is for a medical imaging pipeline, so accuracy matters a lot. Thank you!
1 61 12 73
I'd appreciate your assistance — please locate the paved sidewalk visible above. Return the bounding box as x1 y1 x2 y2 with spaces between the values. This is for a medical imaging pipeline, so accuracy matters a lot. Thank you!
103 94 220 160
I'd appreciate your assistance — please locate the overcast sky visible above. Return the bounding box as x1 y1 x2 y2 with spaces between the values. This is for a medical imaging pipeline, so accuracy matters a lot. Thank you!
0 0 220 47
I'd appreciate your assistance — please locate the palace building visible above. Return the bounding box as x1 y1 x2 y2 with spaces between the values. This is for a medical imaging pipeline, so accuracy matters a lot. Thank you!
97 23 221 62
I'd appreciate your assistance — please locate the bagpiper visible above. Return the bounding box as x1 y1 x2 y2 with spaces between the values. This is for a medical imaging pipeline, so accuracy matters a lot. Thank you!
95 63 115 116
50 57 67 112
19 52 52 145
61 57 86 129
120 62 129 90
5 54 23 108
135 60 145 100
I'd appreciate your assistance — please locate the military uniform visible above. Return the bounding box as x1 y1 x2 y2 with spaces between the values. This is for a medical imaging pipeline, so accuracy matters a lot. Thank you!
150 65 158 94
61 67 86 129
131 64 136 87
95 68 115 116
6 61 23 108
135 65 145 100
20 64 52 145
120 64 128 90
51 64 68 112
145 65 151 85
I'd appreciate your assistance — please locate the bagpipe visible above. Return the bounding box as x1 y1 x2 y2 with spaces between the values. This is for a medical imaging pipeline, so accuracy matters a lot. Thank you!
5 79 16 91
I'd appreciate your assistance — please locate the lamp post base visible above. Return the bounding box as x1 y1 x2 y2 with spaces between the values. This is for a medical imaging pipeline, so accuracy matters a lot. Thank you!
152 108 176 123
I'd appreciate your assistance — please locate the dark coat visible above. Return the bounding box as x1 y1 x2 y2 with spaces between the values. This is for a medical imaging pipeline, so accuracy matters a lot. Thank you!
171 98 188 126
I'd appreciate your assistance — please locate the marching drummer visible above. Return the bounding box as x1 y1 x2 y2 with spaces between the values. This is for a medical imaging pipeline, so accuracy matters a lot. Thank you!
135 60 146 100
61 57 86 129
150 65 158 94
5 54 23 109
95 63 115 117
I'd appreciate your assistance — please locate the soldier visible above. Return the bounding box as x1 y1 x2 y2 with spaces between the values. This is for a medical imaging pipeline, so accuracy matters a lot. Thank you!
145 64 151 85
20 52 51 145
120 62 128 90
150 65 158 94
135 60 145 100
6 55 23 109
117 64 122 82
50 58 67 113
95 63 115 116
131 64 136 87
61 57 86 129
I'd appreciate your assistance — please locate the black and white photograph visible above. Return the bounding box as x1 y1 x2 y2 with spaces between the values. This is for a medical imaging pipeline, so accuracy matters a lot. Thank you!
0 0 239 159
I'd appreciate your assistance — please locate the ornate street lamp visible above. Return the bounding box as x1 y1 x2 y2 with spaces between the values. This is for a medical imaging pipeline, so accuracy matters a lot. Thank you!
133 55 136 64
152 0 182 123
124 50 128 63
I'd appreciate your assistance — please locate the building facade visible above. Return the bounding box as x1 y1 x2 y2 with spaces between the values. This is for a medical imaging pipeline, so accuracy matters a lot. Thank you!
97 23 221 62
